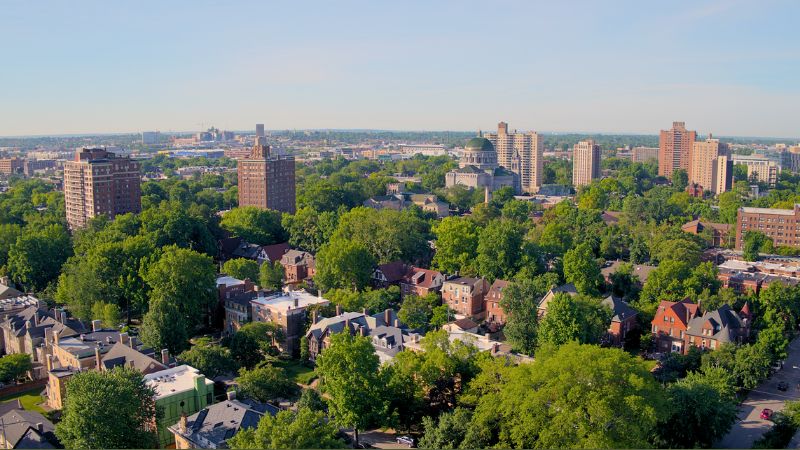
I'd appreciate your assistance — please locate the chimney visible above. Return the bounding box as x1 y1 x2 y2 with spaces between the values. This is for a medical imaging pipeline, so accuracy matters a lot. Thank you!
384 309 391 326
53 331 60 346
362 308 368 316
394 318 400 328
293 297 298 308
60 311 67 324
161 349 170 365
312 310 319 324
92 320 102 332
46 354 54 372
127 360 135 368
359 326 366 337
25 319 31 329
345 318 351 334
179 413 188 434
0 276 8 286
33 311 40 326
95 346 102 369
119 332 129 346
227 390 236 401
491 343 500 355
35 423 43 433
335 304 342 316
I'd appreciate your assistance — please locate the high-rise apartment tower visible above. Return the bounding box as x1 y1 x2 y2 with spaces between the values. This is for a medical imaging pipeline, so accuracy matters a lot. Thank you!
659 121 696 177
237 139 296 213
572 140 601 187
484 122 543 193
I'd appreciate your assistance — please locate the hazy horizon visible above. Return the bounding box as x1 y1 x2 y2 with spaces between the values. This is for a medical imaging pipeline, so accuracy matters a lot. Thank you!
2 0 799 138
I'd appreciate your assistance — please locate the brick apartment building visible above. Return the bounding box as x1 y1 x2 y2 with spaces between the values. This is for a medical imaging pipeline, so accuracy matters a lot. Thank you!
441 277 490 320
237 138 296 214
659 121 696 177
736 205 800 249
63 148 141 229
0 158 24 175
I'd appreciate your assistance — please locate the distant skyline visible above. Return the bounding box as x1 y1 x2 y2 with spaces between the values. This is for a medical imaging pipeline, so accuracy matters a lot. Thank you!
2 0 799 138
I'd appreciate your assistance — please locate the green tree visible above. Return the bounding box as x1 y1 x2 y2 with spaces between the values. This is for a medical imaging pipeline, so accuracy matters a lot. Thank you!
331 207 430 264
227 407 344 449
178 339 237 378
228 321 284 367
56 367 161 449
672 168 689 191
734 343 772 389
220 206 287 245
91 302 122 328
429 305 451 329
7 224 71 291
419 407 473 449
500 274 560 355
743 231 773 261
398 293 439 330
0 223 22 269
297 388 326 412
431 217 479 274
259 260 284 291
537 294 612 346
140 297 189 355
237 364 296 402
142 245 216 331
718 191 742 224
562 242 602 295
468 343 668 448
476 219 525 281
0 354 32 383
282 206 338 253
315 332 387 447
222 258 259 282
658 370 738 448
315 238 376 291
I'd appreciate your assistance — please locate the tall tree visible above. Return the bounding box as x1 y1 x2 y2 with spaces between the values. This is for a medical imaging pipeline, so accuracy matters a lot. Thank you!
140 297 189 355
7 224 71 291
398 293 439 330
56 367 161 449
220 206 287 245
315 332 387 447
222 258 259 282
315 238 376 291
562 242 602 296
431 216 479 274
178 338 237 378
227 407 344 449
236 364 296 402
476 219 524 281
0 354 32 383
282 206 339 253
537 294 612 346
258 260 284 291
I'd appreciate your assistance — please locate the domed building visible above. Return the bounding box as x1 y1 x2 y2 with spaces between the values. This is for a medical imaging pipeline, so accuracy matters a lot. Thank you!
445 135 520 193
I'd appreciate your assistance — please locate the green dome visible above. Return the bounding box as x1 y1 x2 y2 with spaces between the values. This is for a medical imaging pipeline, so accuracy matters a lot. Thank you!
465 137 494 152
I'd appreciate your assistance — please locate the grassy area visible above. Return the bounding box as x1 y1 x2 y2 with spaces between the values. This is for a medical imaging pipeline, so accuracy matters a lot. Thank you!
274 359 317 385
0 387 47 414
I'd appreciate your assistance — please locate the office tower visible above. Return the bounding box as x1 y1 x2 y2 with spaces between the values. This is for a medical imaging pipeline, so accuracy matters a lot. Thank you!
255 124 265 138
141 131 160 145
238 139 296 214
63 148 141 229
484 122 543 193
572 139 601 187
632 147 659 163
736 205 800 249
659 122 697 177
689 135 731 194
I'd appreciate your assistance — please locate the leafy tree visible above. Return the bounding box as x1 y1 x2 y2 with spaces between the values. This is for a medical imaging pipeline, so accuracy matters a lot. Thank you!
429 305 451 329
398 293 439 330
734 342 772 389
140 297 189 354
297 388 326 412
282 206 339 253
718 191 742 224
331 207 430 264
672 168 689 191
142 245 216 331
658 370 738 448
220 206 287 245
178 338 237 378
501 274 560 355
468 343 668 448
7 224 71 291
476 219 524 281
0 354 32 383
227 407 344 449
537 294 612 346
259 260 284 291
431 217 479 274
562 242 602 295
608 262 640 298
0 223 22 269
315 238 376 291
91 302 122 328
222 258 259 282
743 231 773 261
419 407 473 449
228 322 284 368
237 364 296 402
315 332 387 447
56 367 161 449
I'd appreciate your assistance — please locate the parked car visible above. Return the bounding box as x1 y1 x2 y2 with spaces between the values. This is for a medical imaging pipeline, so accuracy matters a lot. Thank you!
761 408 774 420
778 382 789 391
396 436 416 448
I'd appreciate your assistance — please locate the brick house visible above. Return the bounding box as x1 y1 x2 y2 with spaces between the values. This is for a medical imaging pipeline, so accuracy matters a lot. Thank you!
681 219 732 247
601 295 638 346
650 299 700 354
250 290 329 355
399 267 444 298
441 277 490 320
216 276 257 304
279 250 315 285
684 303 752 351
372 261 408 288
485 279 510 326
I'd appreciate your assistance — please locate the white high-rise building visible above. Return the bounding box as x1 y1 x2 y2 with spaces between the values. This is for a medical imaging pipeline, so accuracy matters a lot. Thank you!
484 122 543 193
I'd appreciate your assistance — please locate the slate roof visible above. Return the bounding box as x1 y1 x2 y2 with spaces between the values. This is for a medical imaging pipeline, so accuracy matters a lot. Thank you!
168 399 278 448
375 262 408 283
101 342 167 374
600 260 657 283
601 295 638 323
280 250 314 267
401 267 443 289
0 283 23 301
0 408 57 449
685 304 748 343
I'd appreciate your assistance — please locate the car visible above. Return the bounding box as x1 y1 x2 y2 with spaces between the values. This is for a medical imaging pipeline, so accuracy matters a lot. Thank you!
396 435 416 447
778 382 789 391
761 408 774 420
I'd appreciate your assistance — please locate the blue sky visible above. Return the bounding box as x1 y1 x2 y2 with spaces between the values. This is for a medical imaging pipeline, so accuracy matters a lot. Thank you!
1 0 799 137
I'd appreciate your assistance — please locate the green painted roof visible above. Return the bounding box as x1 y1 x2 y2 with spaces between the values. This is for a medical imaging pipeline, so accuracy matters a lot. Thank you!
465 137 494 152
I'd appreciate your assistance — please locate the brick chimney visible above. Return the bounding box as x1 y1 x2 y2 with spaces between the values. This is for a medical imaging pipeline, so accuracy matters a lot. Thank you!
119 332 129 346
384 309 391 326
46 354 54 372
92 320 102 332
394 318 400 328
362 308 368 316
359 326 367 337
95 346 102 369
335 304 342 316
312 310 319 324
179 413 188 434
227 390 236 401
161 349 169 365
60 311 67 324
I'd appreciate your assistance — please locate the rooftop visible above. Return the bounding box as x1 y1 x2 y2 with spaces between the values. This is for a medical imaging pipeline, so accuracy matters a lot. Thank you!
739 205 798 216
144 365 213 400
250 289 329 312
216 276 246 287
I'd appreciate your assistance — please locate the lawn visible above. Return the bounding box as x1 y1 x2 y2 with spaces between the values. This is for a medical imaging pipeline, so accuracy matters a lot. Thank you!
274 359 317 385
0 387 47 414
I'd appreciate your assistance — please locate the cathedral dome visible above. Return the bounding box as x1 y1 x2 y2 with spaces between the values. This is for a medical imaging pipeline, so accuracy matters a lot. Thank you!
464 137 495 153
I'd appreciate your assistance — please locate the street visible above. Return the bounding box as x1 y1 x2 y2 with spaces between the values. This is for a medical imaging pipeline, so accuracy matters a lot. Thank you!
718 338 800 448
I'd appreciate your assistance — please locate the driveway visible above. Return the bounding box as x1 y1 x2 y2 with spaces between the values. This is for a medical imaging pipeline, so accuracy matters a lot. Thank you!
718 337 800 448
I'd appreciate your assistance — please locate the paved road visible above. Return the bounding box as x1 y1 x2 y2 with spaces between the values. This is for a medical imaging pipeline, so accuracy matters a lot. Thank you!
718 338 800 448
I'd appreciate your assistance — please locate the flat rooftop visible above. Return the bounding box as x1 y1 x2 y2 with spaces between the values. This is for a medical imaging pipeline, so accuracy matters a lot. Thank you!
740 206 798 216
144 365 213 400
250 289 329 311
216 275 245 287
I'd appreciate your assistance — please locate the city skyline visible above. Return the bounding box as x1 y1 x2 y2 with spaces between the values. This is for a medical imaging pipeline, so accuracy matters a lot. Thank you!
2 0 799 138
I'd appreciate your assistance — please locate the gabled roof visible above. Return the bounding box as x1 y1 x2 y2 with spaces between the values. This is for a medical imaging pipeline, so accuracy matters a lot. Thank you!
685 304 748 343
652 298 699 328
169 399 278 447
401 267 443 288
0 283 23 301
538 284 578 309
0 408 57 449
601 211 622 225
488 279 510 295
601 295 638 323
261 242 290 263
101 342 167 374
375 261 408 283
280 249 314 266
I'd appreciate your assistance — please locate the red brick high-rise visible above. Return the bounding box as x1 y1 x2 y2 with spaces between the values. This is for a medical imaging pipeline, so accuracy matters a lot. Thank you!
237 138 296 213
659 121 696 177
63 148 141 229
